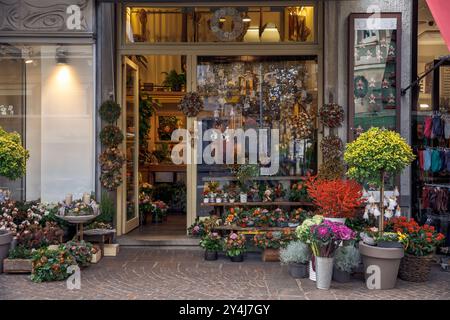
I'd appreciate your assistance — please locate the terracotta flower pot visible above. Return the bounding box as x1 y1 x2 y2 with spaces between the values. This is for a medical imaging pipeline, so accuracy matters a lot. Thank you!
359 241 404 290
0 230 13 273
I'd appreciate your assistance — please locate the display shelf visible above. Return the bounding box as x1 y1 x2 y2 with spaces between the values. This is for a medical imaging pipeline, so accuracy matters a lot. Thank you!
212 225 297 232
201 201 313 207
201 176 307 182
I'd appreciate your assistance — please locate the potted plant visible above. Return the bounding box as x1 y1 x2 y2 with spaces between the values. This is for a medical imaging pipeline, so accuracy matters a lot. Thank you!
224 232 246 262
254 230 294 262
295 215 324 281
188 218 206 237
151 200 168 223
273 183 286 201
276 210 289 228
306 177 364 223
162 70 186 92
3 245 33 273
333 245 361 283
289 208 308 228
31 246 77 282
289 180 310 202
387 217 445 282
345 127 415 290
231 164 259 203
200 232 222 261
309 220 356 289
280 241 311 278
63 240 95 268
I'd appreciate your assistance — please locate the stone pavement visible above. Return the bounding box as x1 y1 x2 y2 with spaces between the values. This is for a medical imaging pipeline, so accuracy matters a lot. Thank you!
0 247 449 300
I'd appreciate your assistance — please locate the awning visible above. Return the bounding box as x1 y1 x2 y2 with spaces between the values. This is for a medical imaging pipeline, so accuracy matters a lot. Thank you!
426 0 450 51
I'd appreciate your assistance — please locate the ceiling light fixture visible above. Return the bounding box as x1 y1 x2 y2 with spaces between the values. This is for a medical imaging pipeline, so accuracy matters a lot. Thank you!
22 47 33 64
242 12 251 22
56 46 68 65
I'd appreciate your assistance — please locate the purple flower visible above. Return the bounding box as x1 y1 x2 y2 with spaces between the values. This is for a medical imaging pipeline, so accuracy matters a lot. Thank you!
230 233 238 240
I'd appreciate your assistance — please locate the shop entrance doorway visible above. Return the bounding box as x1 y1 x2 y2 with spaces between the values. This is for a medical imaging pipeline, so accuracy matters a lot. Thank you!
119 55 189 242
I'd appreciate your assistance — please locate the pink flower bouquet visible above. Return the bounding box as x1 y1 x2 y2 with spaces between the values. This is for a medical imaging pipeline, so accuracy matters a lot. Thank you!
309 220 355 257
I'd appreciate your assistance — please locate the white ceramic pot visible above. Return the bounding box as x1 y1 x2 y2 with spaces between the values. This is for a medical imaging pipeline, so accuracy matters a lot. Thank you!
203 198 209 204
240 193 247 203
324 217 347 224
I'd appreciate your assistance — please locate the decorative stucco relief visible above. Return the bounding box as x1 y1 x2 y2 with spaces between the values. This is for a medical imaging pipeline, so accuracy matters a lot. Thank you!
0 0 92 32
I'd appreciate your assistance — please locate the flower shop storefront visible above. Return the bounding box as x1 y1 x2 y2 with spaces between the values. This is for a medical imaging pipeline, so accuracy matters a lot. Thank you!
115 1 324 238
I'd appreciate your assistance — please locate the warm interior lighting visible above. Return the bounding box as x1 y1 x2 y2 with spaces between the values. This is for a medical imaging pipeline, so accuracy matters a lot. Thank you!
56 65 71 84
242 12 251 22
419 104 430 109
244 26 260 42
260 23 280 42
219 17 226 22
25 59 33 64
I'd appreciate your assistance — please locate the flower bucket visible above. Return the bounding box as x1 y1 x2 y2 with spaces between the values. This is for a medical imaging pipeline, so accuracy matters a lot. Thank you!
288 263 308 278
309 260 316 281
316 256 334 290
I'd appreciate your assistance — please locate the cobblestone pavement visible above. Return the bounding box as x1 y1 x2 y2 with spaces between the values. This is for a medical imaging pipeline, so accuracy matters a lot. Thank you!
0 247 449 300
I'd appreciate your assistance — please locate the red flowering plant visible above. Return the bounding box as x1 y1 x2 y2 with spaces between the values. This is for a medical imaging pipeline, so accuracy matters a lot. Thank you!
252 208 269 227
253 229 295 249
224 232 246 257
385 217 445 256
306 176 364 219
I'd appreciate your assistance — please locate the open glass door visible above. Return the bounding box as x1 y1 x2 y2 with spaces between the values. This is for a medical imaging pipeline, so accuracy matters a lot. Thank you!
122 58 140 233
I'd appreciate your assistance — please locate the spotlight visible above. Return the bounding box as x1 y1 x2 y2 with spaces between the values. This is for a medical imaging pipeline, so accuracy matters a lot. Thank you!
56 47 68 65
22 47 33 64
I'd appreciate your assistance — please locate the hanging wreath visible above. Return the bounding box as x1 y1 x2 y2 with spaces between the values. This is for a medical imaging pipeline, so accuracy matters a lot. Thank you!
287 110 315 139
99 125 124 147
320 136 343 160
354 76 369 98
178 92 204 117
318 159 345 180
319 103 344 128
99 147 125 191
99 100 121 123
210 7 244 42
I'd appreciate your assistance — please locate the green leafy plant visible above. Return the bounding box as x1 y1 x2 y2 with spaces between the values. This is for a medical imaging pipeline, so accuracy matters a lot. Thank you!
162 70 186 91
31 246 76 282
279 241 311 265
99 100 121 123
334 245 361 273
344 127 415 232
200 232 223 251
0 127 29 180
96 192 115 223
231 164 259 192
139 96 158 162
8 245 32 259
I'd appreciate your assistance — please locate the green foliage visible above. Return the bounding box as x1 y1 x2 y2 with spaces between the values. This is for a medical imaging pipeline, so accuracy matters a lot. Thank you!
344 127 415 186
231 164 259 192
99 100 121 123
8 245 32 259
0 127 29 180
199 232 223 251
63 240 94 268
139 96 158 162
97 192 115 223
334 245 361 273
162 70 186 91
31 246 76 282
279 241 311 265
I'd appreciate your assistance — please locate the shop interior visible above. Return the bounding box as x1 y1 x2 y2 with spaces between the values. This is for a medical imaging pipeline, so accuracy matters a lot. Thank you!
412 0 450 245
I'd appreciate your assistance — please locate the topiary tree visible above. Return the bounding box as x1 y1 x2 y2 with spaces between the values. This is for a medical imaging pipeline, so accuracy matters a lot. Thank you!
0 127 29 180
344 127 415 233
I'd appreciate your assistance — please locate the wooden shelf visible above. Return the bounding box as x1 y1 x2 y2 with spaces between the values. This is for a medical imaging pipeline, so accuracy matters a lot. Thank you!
146 164 186 172
212 225 297 232
201 176 307 182
200 201 313 207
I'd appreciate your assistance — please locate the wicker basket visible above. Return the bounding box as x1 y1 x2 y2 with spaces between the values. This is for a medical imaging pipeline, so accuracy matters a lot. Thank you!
398 253 434 282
